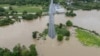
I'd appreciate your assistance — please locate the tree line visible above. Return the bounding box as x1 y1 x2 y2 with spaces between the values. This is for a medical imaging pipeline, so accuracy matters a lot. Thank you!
0 0 60 5
0 44 38 56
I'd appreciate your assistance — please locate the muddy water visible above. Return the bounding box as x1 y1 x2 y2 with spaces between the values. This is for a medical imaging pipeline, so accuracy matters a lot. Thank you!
0 10 100 56
72 10 100 33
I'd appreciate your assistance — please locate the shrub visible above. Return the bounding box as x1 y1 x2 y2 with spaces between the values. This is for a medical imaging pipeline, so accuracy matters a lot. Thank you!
29 45 38 56
0 44 38 56
10 10 18 15
32 31 38 39
66 20 73 26
21 46 31 56
0 12 6 16
42 29 48 35
0 48 4 56
59 23 63 28
56 24 71 37
0 7 6 16
0 18 15 26
66 30 70 37
57 34 63 41
82 5 92 10
22 14 38 20
3 48 12 56
13 44 21 56
35 11 42 18
9 6 13 10
65 9 76 17
22 11 28 15
0 7 5 12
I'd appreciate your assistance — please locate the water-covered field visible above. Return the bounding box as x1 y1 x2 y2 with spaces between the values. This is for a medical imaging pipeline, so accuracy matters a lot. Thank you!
0 10 100 56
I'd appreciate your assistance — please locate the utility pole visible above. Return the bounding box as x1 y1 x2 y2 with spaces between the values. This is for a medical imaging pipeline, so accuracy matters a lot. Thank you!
48 0 56 39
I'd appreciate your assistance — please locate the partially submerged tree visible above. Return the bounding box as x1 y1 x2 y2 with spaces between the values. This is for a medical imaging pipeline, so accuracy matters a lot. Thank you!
57 34 63 41
66 20 73 26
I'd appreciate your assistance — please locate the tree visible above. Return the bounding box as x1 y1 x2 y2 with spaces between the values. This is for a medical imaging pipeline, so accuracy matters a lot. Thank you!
21 46 31 56
22 11 27 15
22 14 34 20
9 6 13 10
32 31 38 39
3 48 12 56
0 7 5 12
29 45 38 56
66 20 73 26
59 23 63 28
0 44 38 56
0 7 6 16
35 11 42 18
65 9 76 17
0 48 4 56
57 34 63 41
65 30 70 37
10 10 18 15
0 18 15 26
13 44 22 56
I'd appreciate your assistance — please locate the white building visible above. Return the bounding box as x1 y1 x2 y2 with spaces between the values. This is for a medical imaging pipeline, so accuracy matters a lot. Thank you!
54 4 66 13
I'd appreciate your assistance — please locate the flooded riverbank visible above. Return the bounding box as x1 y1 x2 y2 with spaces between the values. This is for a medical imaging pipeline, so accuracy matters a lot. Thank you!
0 10 100 56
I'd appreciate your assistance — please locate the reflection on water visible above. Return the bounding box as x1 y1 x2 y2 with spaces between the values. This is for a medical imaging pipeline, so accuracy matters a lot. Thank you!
0 10 100 56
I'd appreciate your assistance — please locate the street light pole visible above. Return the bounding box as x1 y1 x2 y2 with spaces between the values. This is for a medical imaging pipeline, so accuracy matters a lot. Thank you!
48 0 56 39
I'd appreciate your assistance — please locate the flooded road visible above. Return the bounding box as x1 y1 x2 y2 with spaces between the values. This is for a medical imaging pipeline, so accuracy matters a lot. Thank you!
0 10 100 56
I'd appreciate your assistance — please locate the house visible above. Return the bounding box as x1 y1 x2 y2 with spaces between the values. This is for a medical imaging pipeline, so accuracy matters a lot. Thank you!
54 4 66 13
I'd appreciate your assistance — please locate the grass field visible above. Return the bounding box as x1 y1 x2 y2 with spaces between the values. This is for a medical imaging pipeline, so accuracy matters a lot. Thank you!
76 29 100 47
14 6 42 13
0 4 10 7
0 4 42 13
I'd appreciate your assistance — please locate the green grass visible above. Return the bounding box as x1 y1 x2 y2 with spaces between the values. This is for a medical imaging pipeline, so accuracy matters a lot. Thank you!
14 6 42 13
76 29 100 47
0 4 42 13
0 4 9 7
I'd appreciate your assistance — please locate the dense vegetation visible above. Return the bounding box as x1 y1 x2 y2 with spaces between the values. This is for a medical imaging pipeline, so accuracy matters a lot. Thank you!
0 0 60 6
0 7 6 16
0 0 100 11
32 31 38 39
0 6 43 26
0 18 15 26
32 20 74 41
65 9 76 17
22 14 37 20
65 0 100 10
66 20 73 26
57 34 63 41
0 44 38 56
76 29 100 47
72 2 100 10
55 24 70 37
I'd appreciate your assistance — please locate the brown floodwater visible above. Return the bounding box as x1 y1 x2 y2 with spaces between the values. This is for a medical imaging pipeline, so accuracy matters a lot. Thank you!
0 10 100 56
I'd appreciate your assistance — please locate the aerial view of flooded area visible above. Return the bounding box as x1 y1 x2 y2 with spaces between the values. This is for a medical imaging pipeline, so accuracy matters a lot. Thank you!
0 0 100 56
